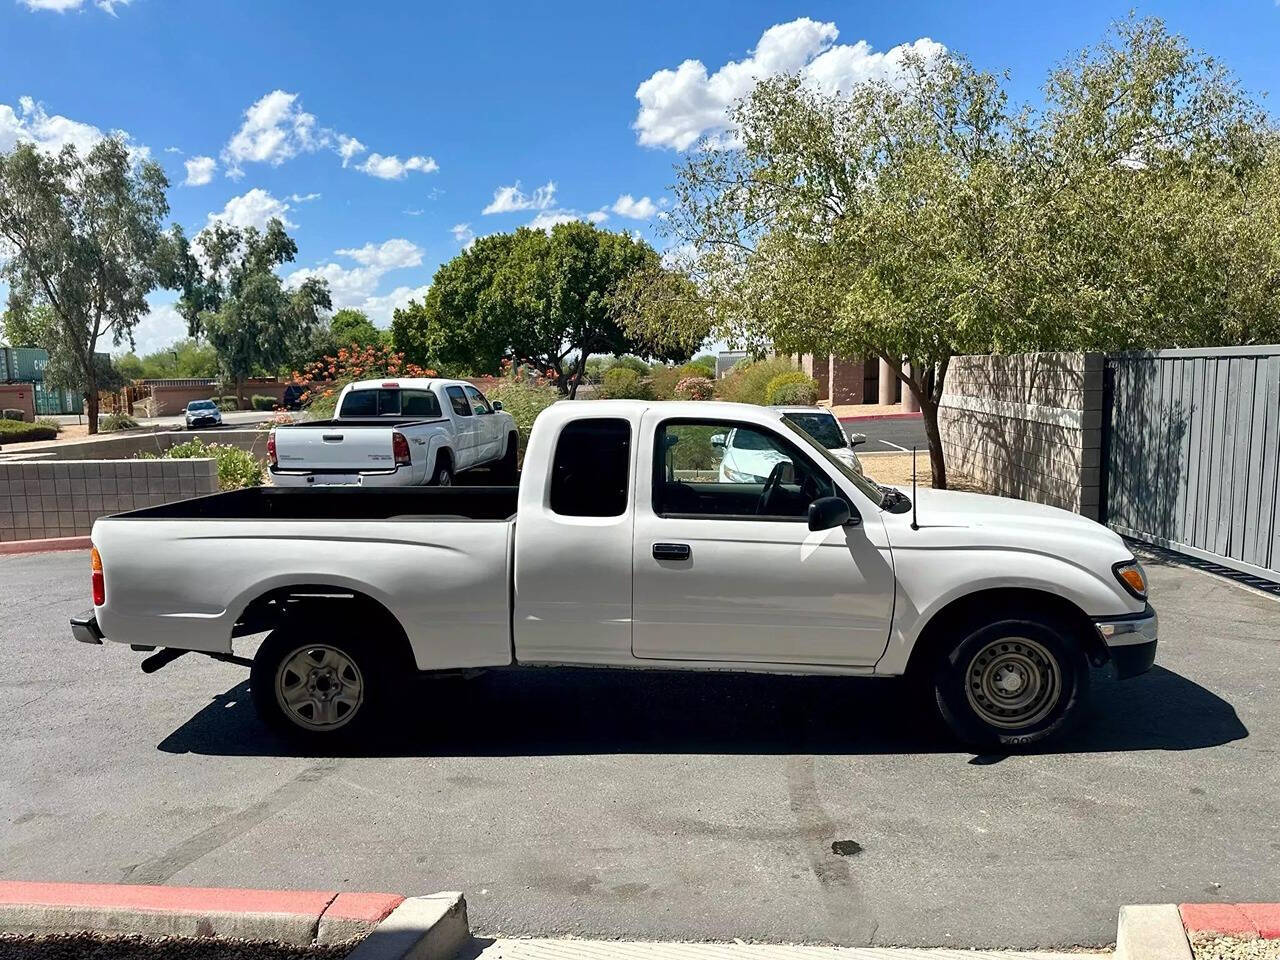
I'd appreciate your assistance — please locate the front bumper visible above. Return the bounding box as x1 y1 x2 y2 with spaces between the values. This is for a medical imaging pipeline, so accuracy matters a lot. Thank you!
187 416 221 428
1094 604 1158 679
70 610 104 645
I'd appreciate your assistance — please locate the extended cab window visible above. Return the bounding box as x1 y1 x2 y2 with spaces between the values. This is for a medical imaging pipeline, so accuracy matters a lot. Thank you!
464 386 493 414
339 389 398 417
654 420 836 520
446 385 472 417
401 390 442 418
550 418 631 517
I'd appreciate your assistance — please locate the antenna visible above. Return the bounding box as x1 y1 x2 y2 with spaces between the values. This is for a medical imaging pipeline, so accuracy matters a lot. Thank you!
910 446 920 531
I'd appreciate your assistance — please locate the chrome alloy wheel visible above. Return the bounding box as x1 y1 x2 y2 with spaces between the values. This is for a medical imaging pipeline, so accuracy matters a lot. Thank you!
964 636 1062 729
275 644 365 731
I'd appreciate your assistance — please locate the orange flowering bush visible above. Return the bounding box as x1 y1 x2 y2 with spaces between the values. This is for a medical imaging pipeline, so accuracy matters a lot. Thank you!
289 343 436 418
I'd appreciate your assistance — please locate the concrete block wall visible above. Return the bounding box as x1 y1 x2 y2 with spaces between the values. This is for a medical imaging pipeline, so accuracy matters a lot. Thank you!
939 352 1104 519
4 428 271 463
0 458 217 542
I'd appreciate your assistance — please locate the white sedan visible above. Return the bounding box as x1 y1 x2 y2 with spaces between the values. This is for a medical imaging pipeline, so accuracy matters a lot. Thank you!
184 399 223 429
715 406 865 481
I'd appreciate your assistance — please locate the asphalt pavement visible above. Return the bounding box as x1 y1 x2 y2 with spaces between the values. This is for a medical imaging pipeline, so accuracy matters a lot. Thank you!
839 416 928 454
1 548 1276 948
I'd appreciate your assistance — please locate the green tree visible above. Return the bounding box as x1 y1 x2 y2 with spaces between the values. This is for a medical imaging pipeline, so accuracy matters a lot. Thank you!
0 138 169 432
641 16 1278 488
393 223 692 398
115 337 220 380
330 308 386 349
160 218 331 405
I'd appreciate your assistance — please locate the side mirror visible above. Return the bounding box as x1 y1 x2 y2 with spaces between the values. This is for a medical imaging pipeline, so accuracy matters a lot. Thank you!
710 433 727 449
848 432 867 448
491 400 503 411
808 496 854 531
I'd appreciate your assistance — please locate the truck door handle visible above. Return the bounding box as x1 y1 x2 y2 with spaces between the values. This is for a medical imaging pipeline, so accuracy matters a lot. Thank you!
652 542 691 561
322 434 343 442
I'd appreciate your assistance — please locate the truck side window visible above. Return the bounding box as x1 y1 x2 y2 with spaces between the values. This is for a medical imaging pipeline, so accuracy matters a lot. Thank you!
550 418 631 517
401 390 442 417
653 420 835 520
464 386 493 414
446 385 472 417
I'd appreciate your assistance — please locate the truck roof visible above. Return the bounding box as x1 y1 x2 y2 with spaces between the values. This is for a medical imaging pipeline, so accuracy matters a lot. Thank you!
343 377 464 391
536 398 791 426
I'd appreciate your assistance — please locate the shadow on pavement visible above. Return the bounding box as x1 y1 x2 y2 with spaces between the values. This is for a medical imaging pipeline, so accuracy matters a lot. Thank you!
157 662 1246 759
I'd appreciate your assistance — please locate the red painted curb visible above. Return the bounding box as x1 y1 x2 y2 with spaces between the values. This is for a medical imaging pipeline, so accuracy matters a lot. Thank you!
838 411 923 423
0 880 404 944
1181 903 1280 939
0 536 92 556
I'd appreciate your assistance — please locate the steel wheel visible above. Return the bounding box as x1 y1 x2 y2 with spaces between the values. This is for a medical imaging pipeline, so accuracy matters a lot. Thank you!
963 636 1062 730
274 644 365 731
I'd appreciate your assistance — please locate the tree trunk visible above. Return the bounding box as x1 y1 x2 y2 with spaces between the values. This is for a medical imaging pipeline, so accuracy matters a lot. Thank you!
86 390 100 435
917 394 947 490
235 377 246 409
566 351 589 400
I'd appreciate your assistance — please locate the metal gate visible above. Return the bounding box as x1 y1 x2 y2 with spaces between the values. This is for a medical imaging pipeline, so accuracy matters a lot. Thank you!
1104 346 1280 583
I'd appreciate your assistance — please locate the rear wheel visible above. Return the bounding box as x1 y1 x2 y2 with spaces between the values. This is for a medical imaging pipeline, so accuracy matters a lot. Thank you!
495 433 518 481
250 621 388 743
430 455 453 487
932 613 1089 748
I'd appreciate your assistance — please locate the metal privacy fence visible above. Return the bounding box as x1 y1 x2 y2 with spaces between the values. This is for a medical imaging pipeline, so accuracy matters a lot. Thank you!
1104 345 1280 583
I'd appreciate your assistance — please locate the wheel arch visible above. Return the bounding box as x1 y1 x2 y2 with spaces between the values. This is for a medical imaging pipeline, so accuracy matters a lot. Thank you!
902 586 1108 681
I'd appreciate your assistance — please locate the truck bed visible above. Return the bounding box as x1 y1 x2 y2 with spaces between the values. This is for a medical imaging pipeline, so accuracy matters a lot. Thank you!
118 486 519 521
277 417 445 428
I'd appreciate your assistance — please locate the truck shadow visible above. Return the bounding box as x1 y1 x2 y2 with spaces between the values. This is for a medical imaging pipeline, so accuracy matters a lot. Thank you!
157 663 1246 758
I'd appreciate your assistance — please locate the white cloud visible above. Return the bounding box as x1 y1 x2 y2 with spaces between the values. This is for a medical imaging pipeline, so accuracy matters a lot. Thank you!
21 0 131 12
183 155 216 186
222 90 322 177
205 188 295 231
1 96 104 155
528 210 582 232
633 17 945 149
404 208 425 217
611 193 657 219
164 146 183 154
586 209 609 224
124 300 188 356
289 192 321 203
337 134 366 167
482 180 556 215
356 152 439 180
451 222 475 246
286 239 427 326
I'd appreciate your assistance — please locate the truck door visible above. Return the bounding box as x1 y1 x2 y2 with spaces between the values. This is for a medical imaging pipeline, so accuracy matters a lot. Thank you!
464 385 502 462
630 412 895 668
444 385 479 468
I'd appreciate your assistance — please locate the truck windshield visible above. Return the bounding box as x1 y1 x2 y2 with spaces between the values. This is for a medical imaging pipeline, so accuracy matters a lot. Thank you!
781 414 898 509
783 412 846 449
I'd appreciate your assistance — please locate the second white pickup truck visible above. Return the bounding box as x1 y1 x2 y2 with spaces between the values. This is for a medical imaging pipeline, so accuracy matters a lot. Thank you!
72 399 1157 748
269 377 518 487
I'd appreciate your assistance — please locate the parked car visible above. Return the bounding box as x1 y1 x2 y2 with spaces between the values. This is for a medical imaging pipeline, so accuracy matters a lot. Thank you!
717 406 866 480
267 377 518 487
73 399 1157 748
184 399 222 429
280 384 305 411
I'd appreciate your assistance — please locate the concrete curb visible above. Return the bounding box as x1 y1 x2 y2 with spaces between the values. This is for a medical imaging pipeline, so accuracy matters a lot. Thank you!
342 893 469 960
0 880 407 947
1117 904 1193 960
0 535 91 556
839 411 923 423
1181 903 1280 939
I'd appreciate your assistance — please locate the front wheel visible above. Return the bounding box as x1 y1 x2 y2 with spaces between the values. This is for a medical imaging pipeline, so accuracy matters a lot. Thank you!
932 613 1089 749
250 624 386 743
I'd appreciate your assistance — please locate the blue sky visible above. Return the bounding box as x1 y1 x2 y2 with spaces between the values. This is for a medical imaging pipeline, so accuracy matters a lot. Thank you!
2 0 1278 356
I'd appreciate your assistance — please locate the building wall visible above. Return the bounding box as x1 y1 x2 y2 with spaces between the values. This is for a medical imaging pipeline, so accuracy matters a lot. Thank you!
143 379 293 415
0 458 218 542
939 352 1104 519
830 356 871 404
0 384 37 420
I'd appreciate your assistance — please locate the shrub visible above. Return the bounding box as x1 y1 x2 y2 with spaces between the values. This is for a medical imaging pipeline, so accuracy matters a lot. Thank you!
34 416 63 434
765 371 820 406
690 354 718 378
250 394 276 411
611 354 651 375
674 376 716 400
716 357 799 405
1 408 25 422
650 363 711 399
0 419 57 442
161 437 264 490
214 396 240 412
600 367 652 400
487 380 559 456
98 413 139 432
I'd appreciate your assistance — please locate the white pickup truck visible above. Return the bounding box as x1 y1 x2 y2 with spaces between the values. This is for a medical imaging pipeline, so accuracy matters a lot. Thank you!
269 377 518 487
71 399 1157 748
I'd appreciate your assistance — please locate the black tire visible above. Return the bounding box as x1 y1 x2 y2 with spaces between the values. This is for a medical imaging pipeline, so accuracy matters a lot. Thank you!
495 433 518 482
932 612 1089 749
430 454 453 487
249 617 390 744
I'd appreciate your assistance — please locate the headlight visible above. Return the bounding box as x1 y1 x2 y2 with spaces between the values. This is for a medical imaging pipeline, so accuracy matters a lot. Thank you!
1113 560 1147 600
723 465 765 483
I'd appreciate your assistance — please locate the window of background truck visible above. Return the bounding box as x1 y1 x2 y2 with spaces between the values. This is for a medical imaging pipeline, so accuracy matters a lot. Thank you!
550 418 631 517
401 390 442 417
464 385 493 414
338 389 400 417
446 385 472 417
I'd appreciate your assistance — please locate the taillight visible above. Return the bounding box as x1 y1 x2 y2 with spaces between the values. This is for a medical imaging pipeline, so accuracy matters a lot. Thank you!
267 431 277 468
392 431 411 467
90 546 105 606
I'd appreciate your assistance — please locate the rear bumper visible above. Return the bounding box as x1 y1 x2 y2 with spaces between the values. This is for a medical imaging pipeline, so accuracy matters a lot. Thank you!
1094 605 1158 679
269 465 413 487
70 610 104 645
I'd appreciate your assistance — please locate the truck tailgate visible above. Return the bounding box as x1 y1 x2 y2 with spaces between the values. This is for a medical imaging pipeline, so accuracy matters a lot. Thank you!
274 425 396 472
